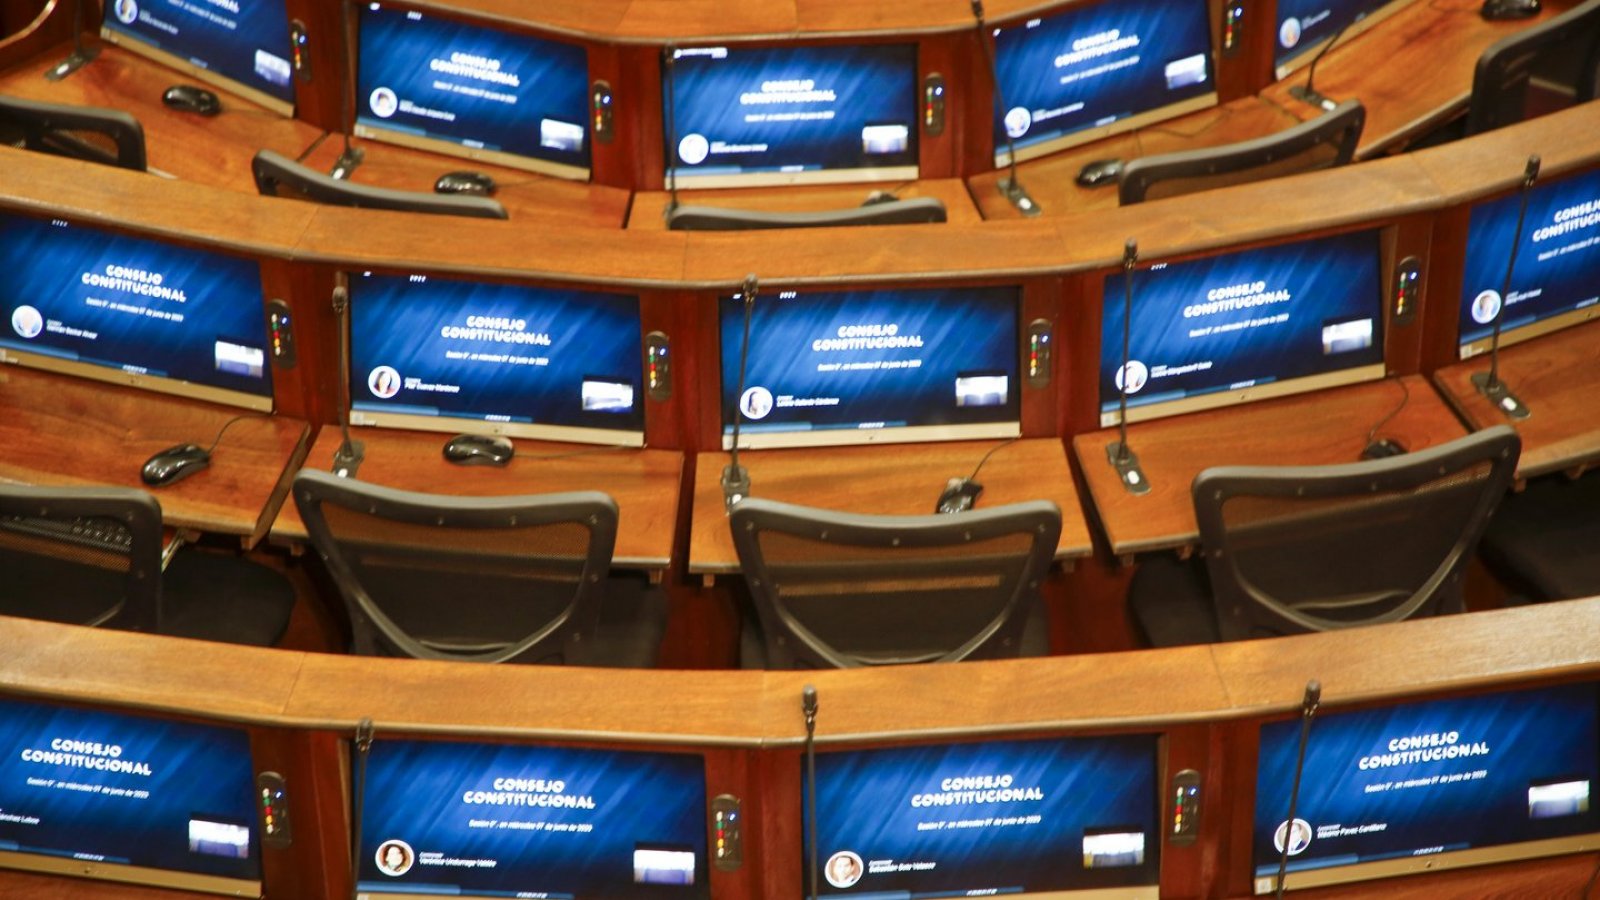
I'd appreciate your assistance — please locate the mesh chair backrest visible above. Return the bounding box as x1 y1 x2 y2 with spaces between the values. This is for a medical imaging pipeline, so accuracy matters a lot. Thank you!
250 149 509 219
1467 0 1600 135
729 497 1061 669
0 484 163 630
0 94 147 171
1119 100 1364 205
1193 425 1520 641
293 469 617 664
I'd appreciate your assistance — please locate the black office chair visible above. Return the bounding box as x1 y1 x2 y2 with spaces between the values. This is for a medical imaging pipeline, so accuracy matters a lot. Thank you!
0 483 294 646
665 196 948 230
1118 100 1364 205
1465 0 1600 136
292 469 665 667
1479 468 1600 602
1129 425 1521 646
251 149 509 220
729 497 1061 669
0 93 147 171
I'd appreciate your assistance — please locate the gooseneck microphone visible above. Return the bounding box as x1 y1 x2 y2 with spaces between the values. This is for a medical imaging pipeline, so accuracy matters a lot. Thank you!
1107 239 1150 495
45 0 99 82
1471 154 1539 420
971 1 1040 217
1274 680 1321 898
802 685 820 900
330 1 365 180
1287 16 1358 111
722 274 757 508
331 280 365 478
663 46 681 217
349 718 375 900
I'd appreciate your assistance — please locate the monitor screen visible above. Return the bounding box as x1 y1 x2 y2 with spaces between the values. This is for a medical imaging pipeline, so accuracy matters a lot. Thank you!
355 3 592 179
0 696 260 895
1458 166 1600 358
992 0 1216 165
348 272 644 445
1252 681 1600 893
720 286 1021 449
665 43 920 188
1099 229 1386 426
1274 0 1419 77
101 0 295 114
0 213 274 411
356 738 709 900
810 734 1161 898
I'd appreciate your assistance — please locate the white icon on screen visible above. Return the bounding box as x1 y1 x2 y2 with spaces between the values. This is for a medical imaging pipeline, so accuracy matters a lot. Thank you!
739 386 773 420
1471 289 1502 325
115 0 138 25
1004 106 1032 139
369 87 399 119
1115 360 1148 394
1279 17 1303 50
10 305 43 340
368 366 402 399
678 133 710 166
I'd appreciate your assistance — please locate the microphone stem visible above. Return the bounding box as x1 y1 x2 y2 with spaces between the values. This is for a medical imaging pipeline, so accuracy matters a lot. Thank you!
1117 250 1135 460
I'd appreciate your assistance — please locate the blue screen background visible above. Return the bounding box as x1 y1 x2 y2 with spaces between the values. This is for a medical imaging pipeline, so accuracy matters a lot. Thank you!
1099 230 1385 415
1253 682 1600 876
357 738 709 898
993 0 1213 156
1458 166 1600 347
102 0 295 104
349 273 642 434
811 735 1160 896
0 213 273 400
667 44 919 178
357 3 590 170
0 697 259 881
720 287 1019 436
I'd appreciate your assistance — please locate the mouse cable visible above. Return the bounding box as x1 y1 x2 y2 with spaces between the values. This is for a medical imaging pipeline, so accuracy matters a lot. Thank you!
968 436 1021 482
1364 376 1411 448
204 413 273 454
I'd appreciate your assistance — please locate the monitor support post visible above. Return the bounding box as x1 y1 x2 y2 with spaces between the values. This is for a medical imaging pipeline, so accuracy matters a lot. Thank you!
1470 154 1539 420
44 0 100 82
1106 238 1150 495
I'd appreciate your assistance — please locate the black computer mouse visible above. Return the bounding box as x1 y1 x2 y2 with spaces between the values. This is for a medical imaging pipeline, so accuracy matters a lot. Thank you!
935 477 984 515
1481 0 1540 20
1361 438 1407 460
442 433 514 466
435 171 497 196
1076 157 1124 188
141 443 212 486
162 84 222 117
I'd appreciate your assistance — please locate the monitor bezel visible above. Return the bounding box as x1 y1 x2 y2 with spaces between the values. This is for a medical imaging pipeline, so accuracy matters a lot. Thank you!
350 1 593 182
99 15 296 117
0 213 276 413
717 283 1025 451
1273 0 1425 80
806 729 1167 900
343 269 646 448
990 0 1220 168
666 41 923 190
1097 225 1393 429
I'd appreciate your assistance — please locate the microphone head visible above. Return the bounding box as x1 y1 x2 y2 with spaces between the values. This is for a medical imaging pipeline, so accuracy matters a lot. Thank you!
802 684 818 714
1123 238 1138 269
1303 679 1322 714
742 273 758 304
1523 154 1541 186
332 285 349 314
970 0 985 22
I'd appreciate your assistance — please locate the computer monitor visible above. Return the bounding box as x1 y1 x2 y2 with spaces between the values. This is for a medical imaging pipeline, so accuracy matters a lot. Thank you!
0 696 260 895
665 43 920 188
720 286 1021 449
355 738 709 899
810 734 1161 898
990 0 1217 165
1457 165 1600 358
354 2 592 180
1275 0 1422 79
347 271 644 445
0 213 275 411
100 0 296 115
1251 680 1600 893
1099 228 1386 427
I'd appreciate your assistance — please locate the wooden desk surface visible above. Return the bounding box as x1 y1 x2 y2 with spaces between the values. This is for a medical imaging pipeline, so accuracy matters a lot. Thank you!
0 367 309 546
968 97 1304 220
270 427 684 571
1072 376 1469 558
1261 0 1576 159
295 136 633 229
627 178 983 230
1432 319 1600 478
688 438 1094 574
0 43 322 194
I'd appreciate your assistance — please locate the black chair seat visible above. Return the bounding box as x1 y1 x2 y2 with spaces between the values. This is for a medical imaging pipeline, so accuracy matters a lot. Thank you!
1127 553 1219 648
161 550 295 647
1480 470 1600 601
